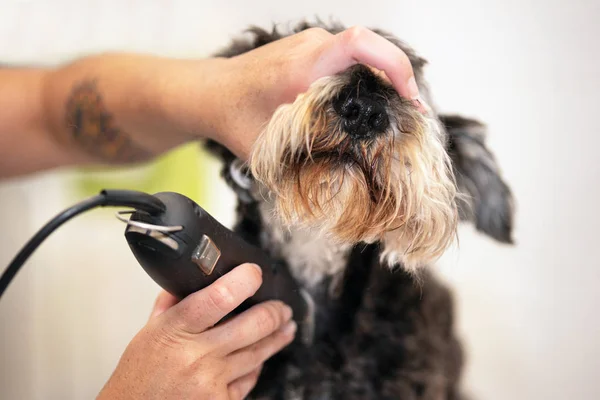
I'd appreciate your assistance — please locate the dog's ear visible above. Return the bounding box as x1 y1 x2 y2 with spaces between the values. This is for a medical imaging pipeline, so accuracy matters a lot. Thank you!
440 115 515 244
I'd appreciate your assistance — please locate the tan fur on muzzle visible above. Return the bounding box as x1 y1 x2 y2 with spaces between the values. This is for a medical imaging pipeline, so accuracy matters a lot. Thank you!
249 74 459 271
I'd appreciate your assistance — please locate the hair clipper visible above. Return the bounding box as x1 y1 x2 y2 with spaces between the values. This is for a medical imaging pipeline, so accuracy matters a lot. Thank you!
119 191 314 346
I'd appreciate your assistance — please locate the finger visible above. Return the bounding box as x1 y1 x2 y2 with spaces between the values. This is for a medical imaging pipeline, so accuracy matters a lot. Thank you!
312 26 421 102
225 320 296 382
149 290 180 320
228 365 263 400
201 299 293 356
164 263 263 334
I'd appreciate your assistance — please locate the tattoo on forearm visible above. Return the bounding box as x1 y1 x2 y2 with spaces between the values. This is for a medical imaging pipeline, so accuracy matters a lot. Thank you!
65 80 151 162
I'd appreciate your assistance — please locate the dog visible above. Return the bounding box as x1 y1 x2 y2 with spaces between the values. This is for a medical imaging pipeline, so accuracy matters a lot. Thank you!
205 20 515 400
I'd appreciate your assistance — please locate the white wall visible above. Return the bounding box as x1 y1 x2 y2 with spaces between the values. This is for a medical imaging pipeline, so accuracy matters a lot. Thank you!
1 1 598 399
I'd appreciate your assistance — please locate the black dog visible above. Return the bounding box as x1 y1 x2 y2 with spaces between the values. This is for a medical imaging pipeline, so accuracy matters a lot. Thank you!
205 20 514 400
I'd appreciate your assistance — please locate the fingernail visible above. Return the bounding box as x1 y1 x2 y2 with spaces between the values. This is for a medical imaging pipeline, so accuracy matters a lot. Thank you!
407 76 420 100
282 305 293 321
413 96 431 115
249 263 262 276
280 320 297 336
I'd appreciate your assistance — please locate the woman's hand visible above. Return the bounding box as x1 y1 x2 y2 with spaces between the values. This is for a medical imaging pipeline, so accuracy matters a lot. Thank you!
97 263 296 400
205 26 422 160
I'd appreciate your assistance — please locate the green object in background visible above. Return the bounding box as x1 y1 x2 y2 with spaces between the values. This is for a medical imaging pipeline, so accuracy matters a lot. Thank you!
69 142 209 207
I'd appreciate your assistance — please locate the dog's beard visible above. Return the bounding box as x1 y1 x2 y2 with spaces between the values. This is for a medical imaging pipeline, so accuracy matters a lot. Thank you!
249 74 459 271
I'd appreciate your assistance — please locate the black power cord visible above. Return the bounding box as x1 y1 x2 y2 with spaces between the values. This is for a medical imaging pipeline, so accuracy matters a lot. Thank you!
0 189 165 299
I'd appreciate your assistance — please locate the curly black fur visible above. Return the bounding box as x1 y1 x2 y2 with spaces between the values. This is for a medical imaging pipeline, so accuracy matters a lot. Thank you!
204 20 514 400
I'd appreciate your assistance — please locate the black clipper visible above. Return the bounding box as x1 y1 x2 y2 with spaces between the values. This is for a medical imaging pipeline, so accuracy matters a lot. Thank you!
119 192 314 346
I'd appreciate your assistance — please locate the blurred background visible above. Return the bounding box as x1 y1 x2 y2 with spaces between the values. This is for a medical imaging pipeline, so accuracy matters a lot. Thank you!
0 0 598 399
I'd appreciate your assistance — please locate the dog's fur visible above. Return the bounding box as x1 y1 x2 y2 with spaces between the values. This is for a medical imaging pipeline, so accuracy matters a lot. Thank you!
205 20 514 400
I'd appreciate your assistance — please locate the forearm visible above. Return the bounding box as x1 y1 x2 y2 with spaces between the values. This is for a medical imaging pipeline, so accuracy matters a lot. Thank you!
0 54 228 178
0 67 65 178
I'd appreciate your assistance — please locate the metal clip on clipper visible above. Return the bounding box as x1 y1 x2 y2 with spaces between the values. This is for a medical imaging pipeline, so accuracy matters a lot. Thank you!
0 190 314 346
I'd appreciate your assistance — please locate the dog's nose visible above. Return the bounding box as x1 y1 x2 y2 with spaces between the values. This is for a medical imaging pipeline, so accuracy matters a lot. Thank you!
334 95 389 139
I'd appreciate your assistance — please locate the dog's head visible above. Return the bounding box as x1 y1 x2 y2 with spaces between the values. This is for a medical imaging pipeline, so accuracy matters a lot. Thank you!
243 64 458 271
